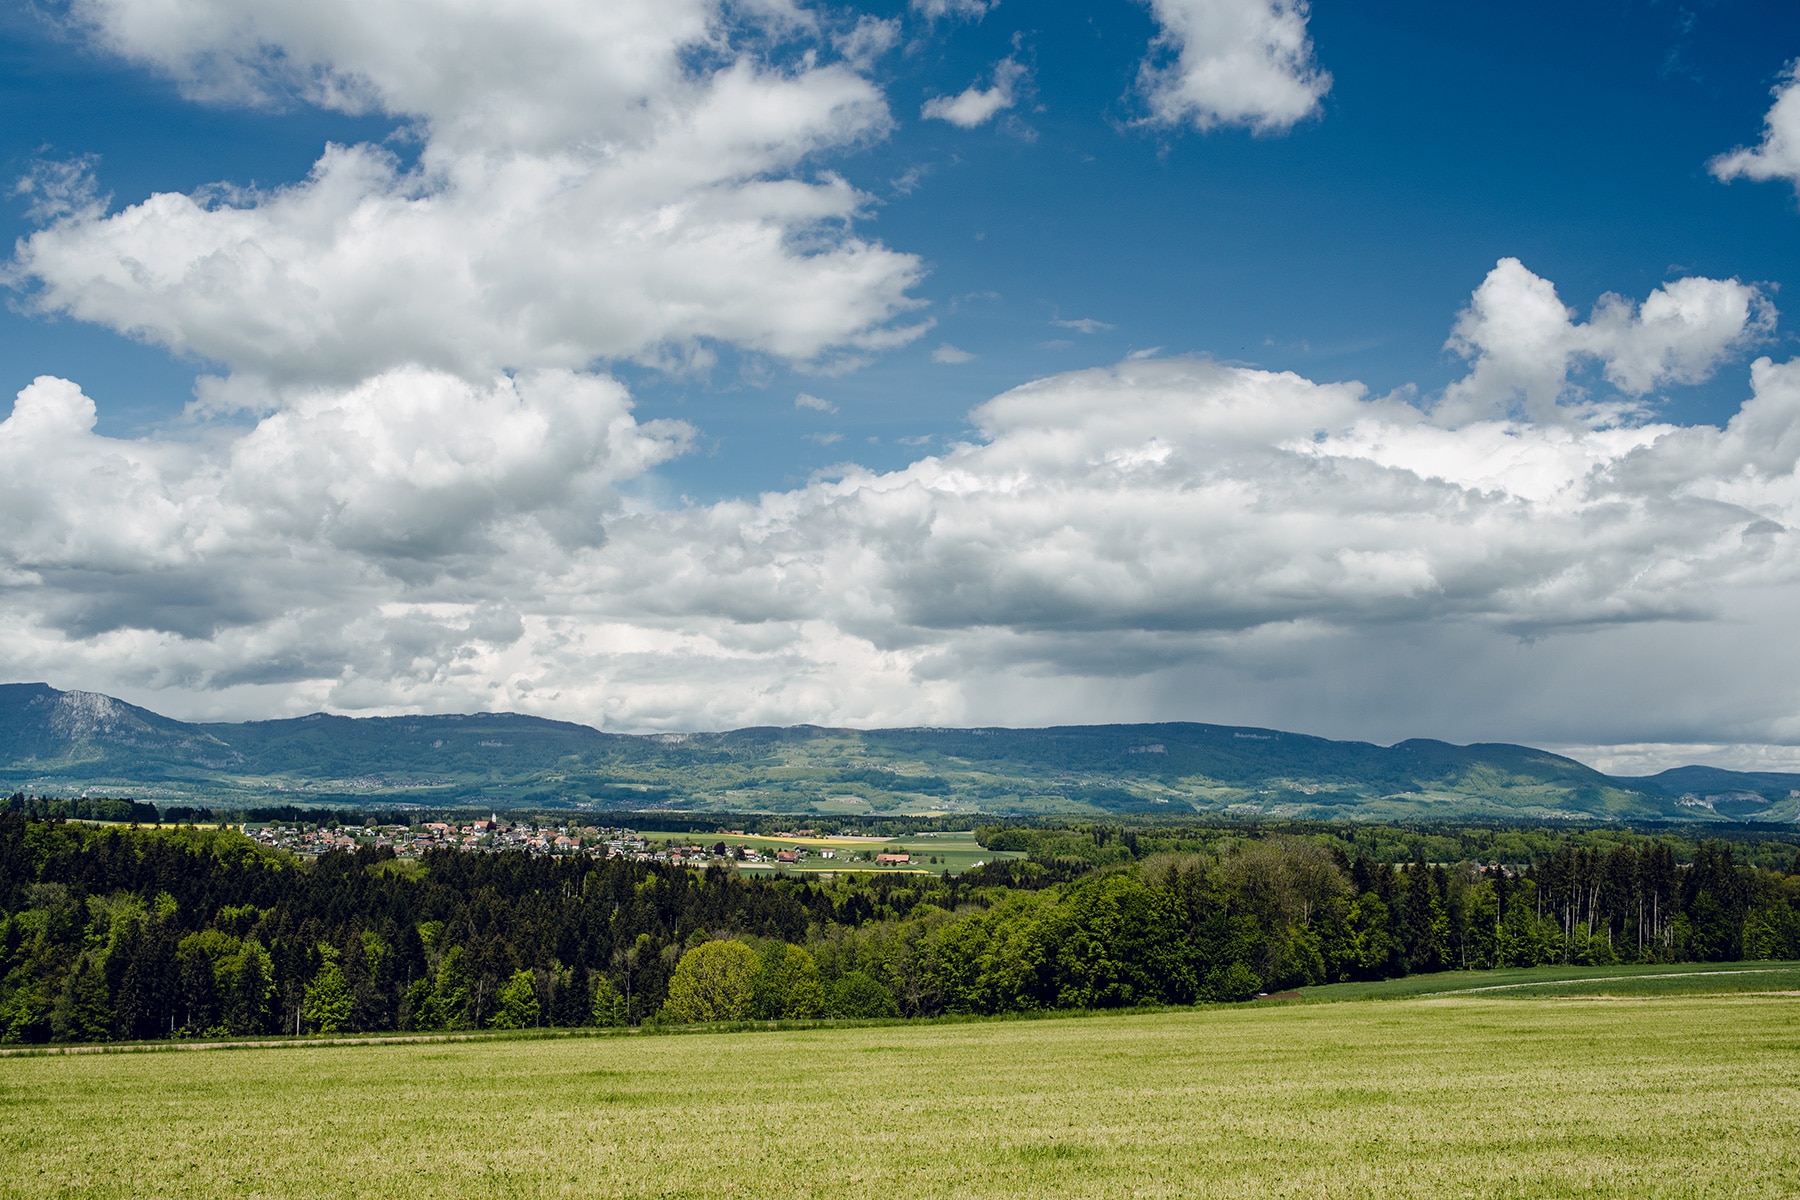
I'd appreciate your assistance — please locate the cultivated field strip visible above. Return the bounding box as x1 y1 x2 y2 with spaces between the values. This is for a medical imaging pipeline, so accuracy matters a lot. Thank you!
3 995 1798 1199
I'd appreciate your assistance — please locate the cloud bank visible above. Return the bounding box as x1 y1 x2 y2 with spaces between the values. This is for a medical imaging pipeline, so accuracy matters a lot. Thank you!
2 2 1796 768
2 256 1797 761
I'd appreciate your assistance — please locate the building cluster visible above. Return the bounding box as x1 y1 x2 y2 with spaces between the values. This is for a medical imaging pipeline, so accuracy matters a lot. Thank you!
244 819 927 871
246 819 654 861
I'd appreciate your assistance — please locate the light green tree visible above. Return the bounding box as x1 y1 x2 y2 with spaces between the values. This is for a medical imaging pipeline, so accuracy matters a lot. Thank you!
488 969 540 1029
423 945 472 1030
664 940 760 1023
302 945 353 1034
753 944 825 1019
591 975 626 1027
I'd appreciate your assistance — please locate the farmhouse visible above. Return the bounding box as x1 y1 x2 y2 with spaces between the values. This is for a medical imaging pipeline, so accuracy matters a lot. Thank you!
875 852 911 864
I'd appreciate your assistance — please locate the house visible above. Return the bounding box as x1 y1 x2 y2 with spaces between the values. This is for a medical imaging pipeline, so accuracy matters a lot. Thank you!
875 852 911 864
776 850 799 864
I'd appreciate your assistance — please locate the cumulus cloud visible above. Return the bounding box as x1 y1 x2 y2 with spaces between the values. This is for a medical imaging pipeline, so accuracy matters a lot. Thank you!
0 366 685 649
1052 317 1113 334
922 58 1027 128
1711 63 1800 194
1138 0 1331 134
601 355 1797 643
795 392 838 413
8 0 926 383
1436 258 1774 426
3 266 1798 757
3 7 1796 764
66 0 792 154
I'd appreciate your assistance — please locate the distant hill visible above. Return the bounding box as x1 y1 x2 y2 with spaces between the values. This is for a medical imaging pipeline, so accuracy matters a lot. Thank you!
1619 765 1800 822
2 681 1794 824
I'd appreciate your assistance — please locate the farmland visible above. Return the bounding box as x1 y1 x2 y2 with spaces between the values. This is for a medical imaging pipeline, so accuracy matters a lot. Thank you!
4 992 1798 1199
639 828 1014 874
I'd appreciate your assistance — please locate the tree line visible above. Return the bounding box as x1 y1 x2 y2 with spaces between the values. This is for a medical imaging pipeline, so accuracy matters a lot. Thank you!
2 814 1798 1044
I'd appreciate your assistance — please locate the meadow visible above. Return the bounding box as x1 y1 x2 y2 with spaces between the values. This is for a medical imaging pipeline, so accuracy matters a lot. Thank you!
4 989 1797 1199
1294 958 1800 1002
639 828 1014 874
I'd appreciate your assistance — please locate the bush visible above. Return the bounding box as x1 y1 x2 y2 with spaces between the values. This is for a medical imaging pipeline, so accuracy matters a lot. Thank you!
825 971 900 1019
1205 961 1262 1003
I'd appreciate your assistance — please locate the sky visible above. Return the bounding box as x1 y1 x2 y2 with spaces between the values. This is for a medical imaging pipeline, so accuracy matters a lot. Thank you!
3 0 1800 771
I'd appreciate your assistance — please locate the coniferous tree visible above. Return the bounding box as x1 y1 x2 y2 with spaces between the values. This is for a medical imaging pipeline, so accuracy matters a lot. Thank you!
225 944 272 1035
51 954 111 1043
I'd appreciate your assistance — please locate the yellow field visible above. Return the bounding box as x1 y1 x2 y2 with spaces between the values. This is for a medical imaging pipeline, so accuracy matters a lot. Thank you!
3 993 1798 1198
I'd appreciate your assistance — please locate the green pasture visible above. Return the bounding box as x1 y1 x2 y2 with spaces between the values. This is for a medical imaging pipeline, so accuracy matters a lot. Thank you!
5 992 1799 1198
1292 959 1800 1003
642 829 1015 875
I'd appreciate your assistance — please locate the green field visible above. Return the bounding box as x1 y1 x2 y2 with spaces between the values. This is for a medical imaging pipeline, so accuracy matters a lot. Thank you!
5 991 1799 1198
642 828 1016 874
1292 959 1800 1003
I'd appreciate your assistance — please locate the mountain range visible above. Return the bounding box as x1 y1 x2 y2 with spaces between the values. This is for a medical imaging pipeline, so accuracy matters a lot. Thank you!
2 682 1796 824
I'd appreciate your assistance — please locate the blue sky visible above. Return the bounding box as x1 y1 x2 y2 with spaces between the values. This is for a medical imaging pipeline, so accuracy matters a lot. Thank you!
4 0 1800 767
9 1 1798 493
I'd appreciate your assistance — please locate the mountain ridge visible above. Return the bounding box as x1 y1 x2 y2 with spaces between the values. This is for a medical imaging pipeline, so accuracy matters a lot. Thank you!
3 682 1796 824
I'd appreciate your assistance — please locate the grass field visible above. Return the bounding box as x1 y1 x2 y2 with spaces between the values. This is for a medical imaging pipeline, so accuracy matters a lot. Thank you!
5 989 1799 1199
639 829 1016 874
1293 959 1800 1003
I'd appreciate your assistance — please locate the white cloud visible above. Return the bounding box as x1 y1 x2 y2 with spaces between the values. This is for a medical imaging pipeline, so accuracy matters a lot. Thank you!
1052 317 1114 334
795 392 838 413
1139 0 1330 134
0 367 686 650
11 156 106 225
3 8 1797 780
922 58 1027 128
1711 63 1800 193
834 16 901 70
1436 258 1774 426
910 0 996 22
9 1 927 384
4 265 1798 758
66 0 783 154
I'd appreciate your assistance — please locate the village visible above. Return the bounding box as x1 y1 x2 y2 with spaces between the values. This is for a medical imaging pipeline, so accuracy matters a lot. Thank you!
244 817 920 870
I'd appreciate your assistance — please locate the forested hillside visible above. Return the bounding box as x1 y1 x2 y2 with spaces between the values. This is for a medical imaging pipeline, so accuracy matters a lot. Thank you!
9 682 1800 822
3 816 1798 1044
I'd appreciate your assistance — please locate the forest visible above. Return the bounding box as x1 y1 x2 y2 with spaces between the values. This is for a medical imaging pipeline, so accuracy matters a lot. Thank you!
2 814 1799 1043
